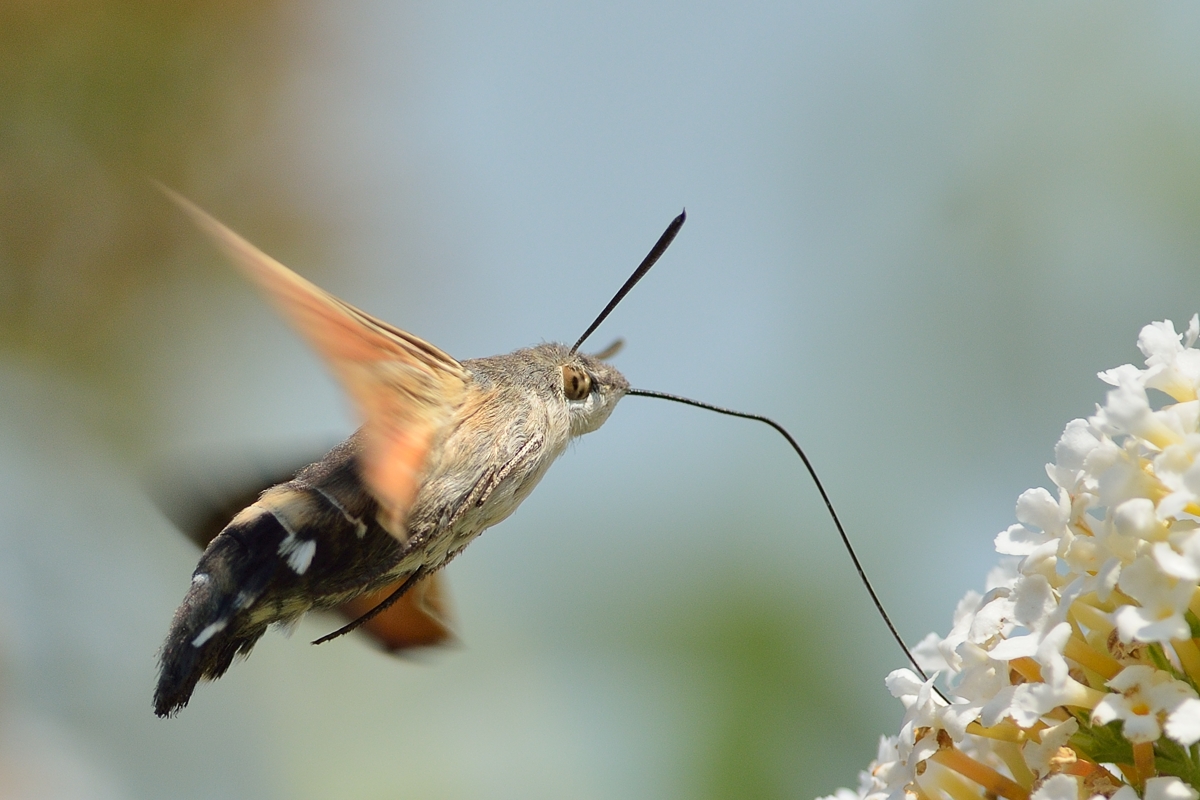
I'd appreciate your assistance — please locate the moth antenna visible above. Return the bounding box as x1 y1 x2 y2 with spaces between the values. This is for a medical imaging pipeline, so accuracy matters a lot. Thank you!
626 388 946 702
570 210 686 354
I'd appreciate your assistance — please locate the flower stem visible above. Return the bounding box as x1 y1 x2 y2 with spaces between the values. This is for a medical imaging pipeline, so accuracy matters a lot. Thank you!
1064 636 1122 681
922 759 988 800
1010 657 1043 683
1132 741 1155 785
930 747 1030 800
1189 590 1200 622
965 721 1033 743
993 740 1036 787
1173 637 1200 684
1071 599 1115 630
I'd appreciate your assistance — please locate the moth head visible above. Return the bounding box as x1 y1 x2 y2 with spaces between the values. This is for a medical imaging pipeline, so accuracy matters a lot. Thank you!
558 347 629 437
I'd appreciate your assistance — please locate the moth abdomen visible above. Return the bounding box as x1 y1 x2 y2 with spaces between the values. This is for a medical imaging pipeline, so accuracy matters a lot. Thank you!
154 512 283 717
155 451 408 717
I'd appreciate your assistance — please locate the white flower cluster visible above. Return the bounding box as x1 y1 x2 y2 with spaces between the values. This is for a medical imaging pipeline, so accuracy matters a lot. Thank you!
824 317 1200 800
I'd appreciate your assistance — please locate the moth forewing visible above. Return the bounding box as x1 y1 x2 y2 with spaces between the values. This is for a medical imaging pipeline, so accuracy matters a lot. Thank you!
162 187 469 539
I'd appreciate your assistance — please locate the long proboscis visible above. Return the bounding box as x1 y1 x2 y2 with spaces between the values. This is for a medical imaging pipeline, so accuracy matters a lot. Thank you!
311 208 938 696
627 388 943 698
571 210 686 354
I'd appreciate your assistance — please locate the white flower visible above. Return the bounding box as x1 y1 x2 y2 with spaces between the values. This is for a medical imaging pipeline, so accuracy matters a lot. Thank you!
1155 433 1200 519
824 737 908 800
823 317 1200 800
1138 316 1200 403
1165 697 1200 746
993 622 1094 727
1047 419 1104 493
1091 665 1199 744
1087 438 1158 514
1094 380 1177 449
1113 556 1195 643
925 591 987 673
1022 717 1078 778
997 488 1071 556
985 558 1022 591
1145 777 1200 800
1152 526 1200 581
1113 497 1165 541
887 669 945 768
1030 773 1080 800
816 789 860 800
951 643 1009 725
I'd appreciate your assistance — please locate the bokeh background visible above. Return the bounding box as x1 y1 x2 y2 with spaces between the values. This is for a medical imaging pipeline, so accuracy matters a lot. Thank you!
3 3 1200 798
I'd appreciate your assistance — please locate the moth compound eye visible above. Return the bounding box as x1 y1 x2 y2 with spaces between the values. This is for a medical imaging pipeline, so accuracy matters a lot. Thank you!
562 364 592 401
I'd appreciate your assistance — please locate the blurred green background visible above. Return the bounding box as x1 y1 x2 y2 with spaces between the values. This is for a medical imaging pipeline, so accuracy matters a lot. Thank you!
4 3 1200 798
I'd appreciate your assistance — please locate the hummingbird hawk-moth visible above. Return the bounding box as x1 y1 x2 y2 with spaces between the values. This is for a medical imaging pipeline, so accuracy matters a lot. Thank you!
155 190 926 718
154 190 683 717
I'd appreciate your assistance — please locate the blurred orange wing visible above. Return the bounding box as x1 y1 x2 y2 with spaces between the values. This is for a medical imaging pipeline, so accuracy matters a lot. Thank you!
164 188 469 539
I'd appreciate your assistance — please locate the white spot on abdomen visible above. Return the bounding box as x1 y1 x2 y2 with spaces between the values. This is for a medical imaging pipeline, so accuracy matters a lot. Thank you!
278 536 316 574
192 619 227 647
315 487 368 538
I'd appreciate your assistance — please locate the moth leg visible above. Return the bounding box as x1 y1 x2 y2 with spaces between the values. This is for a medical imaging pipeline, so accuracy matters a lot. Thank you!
311 566 427 645
312 435 547 647
439 434 546 532
473 435 543 509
